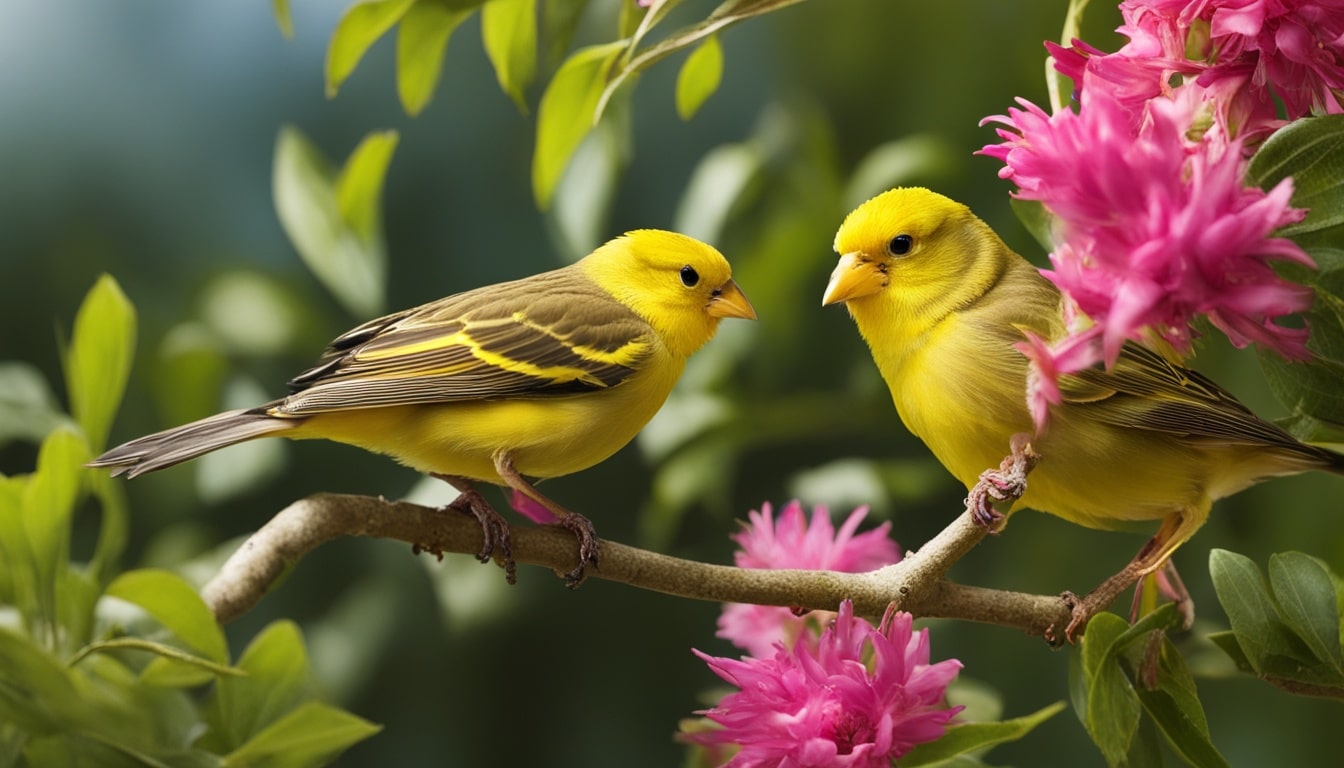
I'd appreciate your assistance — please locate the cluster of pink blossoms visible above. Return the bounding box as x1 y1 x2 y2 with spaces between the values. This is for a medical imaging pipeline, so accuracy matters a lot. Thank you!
684 502 962 767
717 501 900 657
979 0 1337 428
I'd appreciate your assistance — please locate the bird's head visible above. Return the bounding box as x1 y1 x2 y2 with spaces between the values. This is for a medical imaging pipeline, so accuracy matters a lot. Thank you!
585 230 756 358
823 187 1005 327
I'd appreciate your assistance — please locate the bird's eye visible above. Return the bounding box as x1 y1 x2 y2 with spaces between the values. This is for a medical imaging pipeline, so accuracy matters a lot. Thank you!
680 265 700 287
889 234 913 256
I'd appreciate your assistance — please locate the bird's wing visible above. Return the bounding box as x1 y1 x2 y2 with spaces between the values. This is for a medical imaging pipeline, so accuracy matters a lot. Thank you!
1059 342 1309 451
277 270 655 415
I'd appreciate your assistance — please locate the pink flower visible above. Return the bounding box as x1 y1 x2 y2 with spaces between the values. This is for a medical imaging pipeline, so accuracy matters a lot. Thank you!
687 601 964 767
1048 1 1344 143
981 87 1313 429
1014 327 1104 430
718 502 900 657
1046 38 1187 122
1119 0 1344 120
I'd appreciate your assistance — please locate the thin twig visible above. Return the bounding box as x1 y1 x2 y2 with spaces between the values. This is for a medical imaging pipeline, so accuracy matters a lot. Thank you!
199 492 1072 638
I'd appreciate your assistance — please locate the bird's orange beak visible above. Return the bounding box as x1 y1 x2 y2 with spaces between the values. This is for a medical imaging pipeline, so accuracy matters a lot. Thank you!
822 252 887 305
707 279 757 320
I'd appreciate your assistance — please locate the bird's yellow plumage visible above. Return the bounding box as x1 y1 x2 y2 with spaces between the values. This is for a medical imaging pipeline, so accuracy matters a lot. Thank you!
824 187 1343 634
91 230 756 581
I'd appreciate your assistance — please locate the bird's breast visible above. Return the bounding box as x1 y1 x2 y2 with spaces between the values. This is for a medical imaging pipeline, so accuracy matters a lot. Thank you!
873 313 1035 489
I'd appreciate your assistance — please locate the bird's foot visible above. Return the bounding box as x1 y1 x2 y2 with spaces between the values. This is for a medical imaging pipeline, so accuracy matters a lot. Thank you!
966 433 1039 529
1053 560 1148 644
490 453 600 586
1128 559 1195 631
554 510 600 587
1055 590 1091 645
435 474 517 584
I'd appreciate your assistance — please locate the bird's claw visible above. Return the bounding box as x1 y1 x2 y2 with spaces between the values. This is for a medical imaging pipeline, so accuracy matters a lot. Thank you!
556 511 600 586
966 434 1039 529
1058 590 1089 645
1041 591 1092 646
446 487 517 584
966 485 1007 528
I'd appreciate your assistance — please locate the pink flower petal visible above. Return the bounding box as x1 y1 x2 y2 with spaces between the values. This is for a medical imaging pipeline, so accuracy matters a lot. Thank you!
982 80 1315 386
688 601 963 766
718 503 901 655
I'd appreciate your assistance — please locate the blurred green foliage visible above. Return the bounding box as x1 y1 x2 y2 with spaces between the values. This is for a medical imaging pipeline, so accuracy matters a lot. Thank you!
0 279 377 765
3 1 1344 766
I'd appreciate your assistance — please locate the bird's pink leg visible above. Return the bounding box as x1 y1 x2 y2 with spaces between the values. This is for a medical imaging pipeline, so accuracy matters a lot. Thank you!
493 453 599 586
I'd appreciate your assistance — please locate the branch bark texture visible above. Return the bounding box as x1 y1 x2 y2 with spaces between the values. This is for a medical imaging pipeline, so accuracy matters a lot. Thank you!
200 492 1072 639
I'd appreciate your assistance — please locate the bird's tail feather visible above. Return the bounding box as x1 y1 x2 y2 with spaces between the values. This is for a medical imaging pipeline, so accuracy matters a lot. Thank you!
88 406 298 478
1329 447 1344 476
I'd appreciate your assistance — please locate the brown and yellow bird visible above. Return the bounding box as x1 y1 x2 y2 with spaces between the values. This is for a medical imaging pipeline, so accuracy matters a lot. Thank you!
822 187 1343 638
91 230 756 582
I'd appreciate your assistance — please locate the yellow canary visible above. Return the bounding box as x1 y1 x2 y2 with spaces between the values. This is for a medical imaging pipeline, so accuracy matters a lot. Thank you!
91 230 756 582
823 187 1343 633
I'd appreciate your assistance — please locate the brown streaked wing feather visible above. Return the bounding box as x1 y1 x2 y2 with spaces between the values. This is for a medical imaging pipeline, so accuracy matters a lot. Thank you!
277 269 655 415
1061 342 1316 455
287 306 419 390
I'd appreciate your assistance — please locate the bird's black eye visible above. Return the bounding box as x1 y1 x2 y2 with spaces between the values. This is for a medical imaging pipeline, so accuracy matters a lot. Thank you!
680 265 700 287
889 234 913 256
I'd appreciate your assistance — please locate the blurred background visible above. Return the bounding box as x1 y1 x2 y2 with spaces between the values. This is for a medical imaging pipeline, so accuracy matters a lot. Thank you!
3 0 1341 764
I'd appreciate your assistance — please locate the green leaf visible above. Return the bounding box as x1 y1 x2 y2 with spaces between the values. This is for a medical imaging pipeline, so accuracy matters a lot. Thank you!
152 323 229 430
1247 116 1344 430
0 627 86 734
105 569 228 665
197 271 304 358
1130 633 1230 768
1048 0 1093 113
901 701 1066 766
531 41 626 208
85 460 129 587
673 142 764 243
540 0 590 70
1126 716 1166 768
1010 198 1055 255
1078 613 1142 766
842 134 957 210
482 0 538 112
1206 631 1257 674
325 0 417 98
22 428 88 632
65 275 136 452
1209 548 1309 674
675 33 722 120
335 130 400 248
549 120 625 259
272 126 392 317
396 1 472 117
223 701 380 766
1269 551 1344 675
0 362 69 447
594 0 809 124
1259 346 1344 430
206 621 317 752
272 0 294 38
0 474 35 620
1247 115 1344 241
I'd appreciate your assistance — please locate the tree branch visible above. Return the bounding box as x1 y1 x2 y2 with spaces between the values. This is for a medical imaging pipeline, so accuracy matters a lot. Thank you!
200 491 1072 639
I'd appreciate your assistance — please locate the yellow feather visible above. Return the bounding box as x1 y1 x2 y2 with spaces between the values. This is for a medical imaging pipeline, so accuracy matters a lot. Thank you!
825 187 1342 571
90 230 756 489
